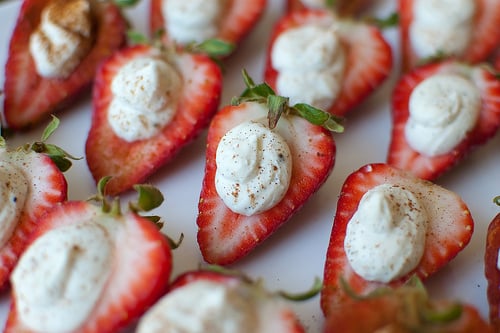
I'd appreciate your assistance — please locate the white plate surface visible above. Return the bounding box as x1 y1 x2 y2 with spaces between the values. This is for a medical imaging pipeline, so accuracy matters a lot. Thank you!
0 0 498 331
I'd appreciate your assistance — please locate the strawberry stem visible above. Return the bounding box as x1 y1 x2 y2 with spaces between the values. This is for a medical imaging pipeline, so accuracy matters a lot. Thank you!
276 277 322 301
363 12 399 29
113 0 140 7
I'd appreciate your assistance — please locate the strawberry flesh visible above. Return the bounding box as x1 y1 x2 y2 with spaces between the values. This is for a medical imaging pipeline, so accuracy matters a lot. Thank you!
485 212 500 331
398 0 500 72
85 44 222 195
4 200 172 333
3 0 127 130
0 149 67 290
387 60 500 181
264 8 392 117
197 101 336 265
150 0 266 50
321 163 474 316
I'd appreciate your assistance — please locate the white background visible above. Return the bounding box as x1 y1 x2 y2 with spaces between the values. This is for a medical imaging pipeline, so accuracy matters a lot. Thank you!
0 0 498 331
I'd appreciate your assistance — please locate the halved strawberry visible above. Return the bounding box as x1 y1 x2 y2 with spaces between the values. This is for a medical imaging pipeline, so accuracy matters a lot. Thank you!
323 278 493 333
85 43 222 195
485 205 500 331
398 0 500 72
4 182 172 332
197 74 339 265
0 120 69 291
263 8 392 117
387 60 500 181
136 268 308 332
3 0 128 130
149 0 266 52
321 163 474 316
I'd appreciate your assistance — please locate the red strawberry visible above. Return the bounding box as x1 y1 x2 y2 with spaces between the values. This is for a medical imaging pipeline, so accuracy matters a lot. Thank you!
387 60 500 181
197 74 339 265
323 278 493 333
136 269 308 332
149 0 266 52
263 8 392 117
398 0 500 72
3 0 128 130
0 120 69 290
85 43 222 195
321 163 474 316
485 203 500 331
4 181 172 333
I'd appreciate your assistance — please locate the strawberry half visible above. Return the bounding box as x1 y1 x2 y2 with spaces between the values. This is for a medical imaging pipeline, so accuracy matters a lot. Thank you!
136 268 308 332
387 60 500 181
4 182 172 333
3 0 128 130
323 277 493 333
85 43 222 195
149 0 266 53
321 163 474 316
485 204 500 331
0 120 69 290
197 73 339 265
398 0 500 72
263 8 392 117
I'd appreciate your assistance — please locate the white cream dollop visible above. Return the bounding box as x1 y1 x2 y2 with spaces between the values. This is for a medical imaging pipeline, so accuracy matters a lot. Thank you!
136 280 258 333
0 162 29 249
271 23 345 110
409 0 476 58
405 74 481 156
344 184 428 283
11 222 113 332
215 121 292 216
29 0 93 78
162 0 225 44
108 55 182 142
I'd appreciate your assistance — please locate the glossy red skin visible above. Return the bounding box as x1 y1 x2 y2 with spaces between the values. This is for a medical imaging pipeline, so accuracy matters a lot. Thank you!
387 60 500 181
165 270 305 333
85 44 222 195
264 9 392 117
323 291 493 332
3 0 127 130
398 0 500 72
4 201 172 333
197 101 336 265
0 150 67 290
321 163 474 316
485 213 500 331
150 0 266 50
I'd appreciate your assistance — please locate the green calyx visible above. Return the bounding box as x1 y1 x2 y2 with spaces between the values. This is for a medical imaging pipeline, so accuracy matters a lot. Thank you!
127 29 235 60
363 12 399 29
203 264 321 302
113 0 141 8
90 176 164 219
23 116 81 172
88 177 184 249
232 70 344 133
185 38 235 59
340 276 464 329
